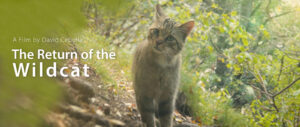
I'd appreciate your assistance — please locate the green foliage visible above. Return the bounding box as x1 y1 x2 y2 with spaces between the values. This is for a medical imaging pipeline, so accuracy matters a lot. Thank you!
5 0 299 127
157 0 299 126
0 0 85 126
181 77 250 126
80 0 300 126
76 29 132 86
95 0 135 17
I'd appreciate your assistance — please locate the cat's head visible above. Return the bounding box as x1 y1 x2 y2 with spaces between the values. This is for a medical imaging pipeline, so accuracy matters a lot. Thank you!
148 4 194 56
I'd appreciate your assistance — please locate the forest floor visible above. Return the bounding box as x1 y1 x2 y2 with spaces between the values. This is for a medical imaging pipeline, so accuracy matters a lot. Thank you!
44 59 198 127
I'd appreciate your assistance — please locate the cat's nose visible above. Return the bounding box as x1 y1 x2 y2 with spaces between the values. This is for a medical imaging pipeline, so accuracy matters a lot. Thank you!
156 40 164 45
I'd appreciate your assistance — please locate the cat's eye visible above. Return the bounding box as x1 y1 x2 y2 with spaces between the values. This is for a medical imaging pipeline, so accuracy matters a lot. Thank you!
151 28 159 36
165 35 175 41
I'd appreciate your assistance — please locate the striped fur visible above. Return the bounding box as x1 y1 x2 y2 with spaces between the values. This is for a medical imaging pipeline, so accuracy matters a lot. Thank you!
132 4 194 127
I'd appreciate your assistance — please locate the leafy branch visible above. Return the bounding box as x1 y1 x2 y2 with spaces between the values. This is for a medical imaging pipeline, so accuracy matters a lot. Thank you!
263 11 293 25
272 77 300 98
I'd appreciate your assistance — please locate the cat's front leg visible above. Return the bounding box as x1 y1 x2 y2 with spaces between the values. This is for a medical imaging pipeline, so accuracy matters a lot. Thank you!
137 96 156 127
158 97 176 127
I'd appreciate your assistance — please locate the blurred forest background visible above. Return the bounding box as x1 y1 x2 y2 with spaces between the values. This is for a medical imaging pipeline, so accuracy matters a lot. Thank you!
0 0 299 127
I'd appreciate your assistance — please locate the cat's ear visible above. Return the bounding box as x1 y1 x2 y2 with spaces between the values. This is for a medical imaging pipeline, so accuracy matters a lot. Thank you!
179 21 195 38
154 4 166 21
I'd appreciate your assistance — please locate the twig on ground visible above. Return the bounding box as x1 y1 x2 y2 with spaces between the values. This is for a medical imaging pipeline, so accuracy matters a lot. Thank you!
58 105 113 127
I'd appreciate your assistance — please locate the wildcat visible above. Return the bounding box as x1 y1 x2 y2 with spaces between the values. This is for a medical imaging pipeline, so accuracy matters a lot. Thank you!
132 4 194 127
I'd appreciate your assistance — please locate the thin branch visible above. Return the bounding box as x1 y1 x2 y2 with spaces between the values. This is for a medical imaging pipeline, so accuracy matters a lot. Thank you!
282 51 300 61
113 20 139 40
296 109 300 127
93 0 99 28
270 77 300 113
263 11 293 25
208 36 223 55
114 5 136 39
273 77 300 97
256 70 269 96
246 2 262 31
265 0 272 18
277 56 285 82
271 97 279 112
252 70 279 112
250 2 262 17
250 85 272 97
